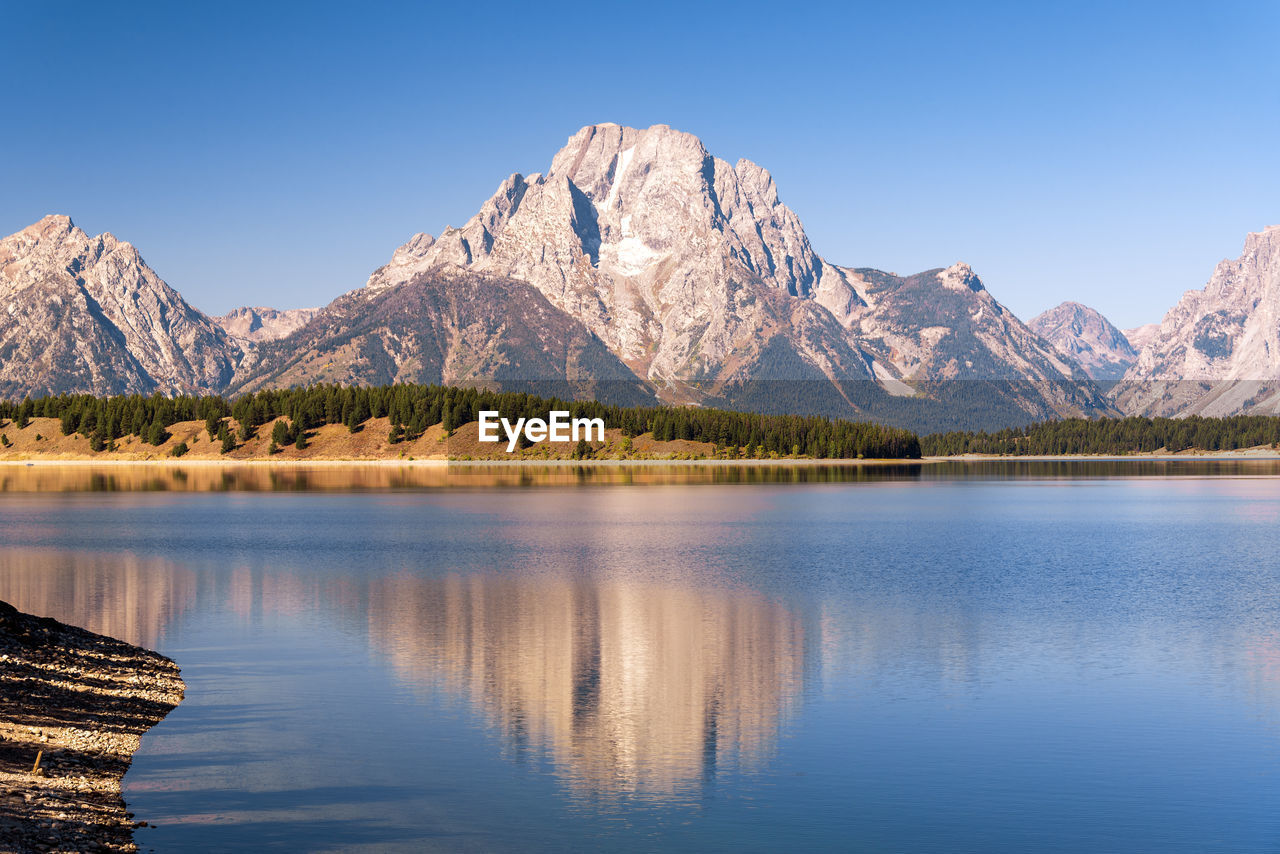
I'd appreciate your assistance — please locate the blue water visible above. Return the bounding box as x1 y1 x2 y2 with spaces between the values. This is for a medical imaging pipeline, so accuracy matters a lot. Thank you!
1 468 1279 851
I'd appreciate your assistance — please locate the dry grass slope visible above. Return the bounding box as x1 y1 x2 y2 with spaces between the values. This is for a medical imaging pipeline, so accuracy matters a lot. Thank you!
0 417 741 462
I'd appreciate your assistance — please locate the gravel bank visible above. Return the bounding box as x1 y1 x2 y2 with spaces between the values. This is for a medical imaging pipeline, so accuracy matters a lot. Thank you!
0 600 184 853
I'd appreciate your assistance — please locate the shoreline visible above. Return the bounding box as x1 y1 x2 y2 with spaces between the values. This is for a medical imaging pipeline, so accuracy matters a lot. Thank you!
1 450 1279 468
0 601 184 854
0 456 910 468
927 449 1280 462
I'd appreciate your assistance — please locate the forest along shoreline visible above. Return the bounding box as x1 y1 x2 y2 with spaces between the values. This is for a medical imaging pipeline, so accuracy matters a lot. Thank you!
4 384 1280 463
0 601 184 854
1 415 1278 464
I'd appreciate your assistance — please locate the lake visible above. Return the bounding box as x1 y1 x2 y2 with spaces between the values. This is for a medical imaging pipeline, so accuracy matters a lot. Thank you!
1 461 1279 852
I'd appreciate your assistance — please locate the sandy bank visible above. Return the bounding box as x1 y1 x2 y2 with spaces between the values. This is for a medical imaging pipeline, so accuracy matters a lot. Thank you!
0 601 184 853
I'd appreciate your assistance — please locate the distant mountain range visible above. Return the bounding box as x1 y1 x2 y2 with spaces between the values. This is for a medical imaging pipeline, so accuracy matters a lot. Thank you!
2 124 1277 429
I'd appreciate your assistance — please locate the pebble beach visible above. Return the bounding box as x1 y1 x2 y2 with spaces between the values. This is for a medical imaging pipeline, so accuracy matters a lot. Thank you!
0 601 183 853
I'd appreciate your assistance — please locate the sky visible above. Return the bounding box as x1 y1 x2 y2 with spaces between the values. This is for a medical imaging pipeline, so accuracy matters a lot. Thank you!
3 0 1277 329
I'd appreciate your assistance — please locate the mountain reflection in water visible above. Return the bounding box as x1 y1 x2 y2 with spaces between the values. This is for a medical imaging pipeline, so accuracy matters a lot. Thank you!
367 573 805 798
0 549 196 649
2 458 1280 493
0 550 806 801
5 479 1280 852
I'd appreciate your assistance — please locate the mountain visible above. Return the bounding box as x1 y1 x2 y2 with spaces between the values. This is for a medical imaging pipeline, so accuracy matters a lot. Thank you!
343 122 1111 429
216 306 318 344
1112 225 1280 416
0 215 239 398
364 124 880 405
1029 302 1138 381
227 268 656 406
836 266 1110 425
0 127 1123 430
1122 323 1160 354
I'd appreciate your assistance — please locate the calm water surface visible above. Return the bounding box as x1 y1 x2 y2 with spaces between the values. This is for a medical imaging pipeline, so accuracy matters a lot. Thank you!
1 463 1279 852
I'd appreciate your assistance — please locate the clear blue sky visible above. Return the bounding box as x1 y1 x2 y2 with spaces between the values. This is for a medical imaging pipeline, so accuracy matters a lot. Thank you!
4 0 1277 328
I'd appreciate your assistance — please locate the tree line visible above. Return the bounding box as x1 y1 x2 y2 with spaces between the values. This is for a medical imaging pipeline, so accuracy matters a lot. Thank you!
921 415 1280 456
0 383 923 459
7 386 1279 459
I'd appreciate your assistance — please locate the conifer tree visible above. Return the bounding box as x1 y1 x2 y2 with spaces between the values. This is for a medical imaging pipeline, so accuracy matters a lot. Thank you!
271 420 290 446
218 422 235 454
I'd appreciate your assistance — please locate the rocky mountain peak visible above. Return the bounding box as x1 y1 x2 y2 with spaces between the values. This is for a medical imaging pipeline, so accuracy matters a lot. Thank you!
215 306 319 344
1238 223 1280 268
1112 224 1280 416
391 233 436 264
360 123 864 388
937 263 984 293
1029 301 1138 381
371 123 838 301
339 123 1113 427
733 159 779 206
22 214 75 240
1123 323 1160 353
7 216 82 269
0 216 240 397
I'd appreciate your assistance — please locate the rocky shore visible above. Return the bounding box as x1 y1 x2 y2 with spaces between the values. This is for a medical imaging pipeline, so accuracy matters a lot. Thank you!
0 600 184 853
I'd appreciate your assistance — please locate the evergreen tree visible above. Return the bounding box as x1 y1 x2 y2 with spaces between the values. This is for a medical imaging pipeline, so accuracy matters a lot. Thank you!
344 407 362 434
218 422 235 454
271 420 291 446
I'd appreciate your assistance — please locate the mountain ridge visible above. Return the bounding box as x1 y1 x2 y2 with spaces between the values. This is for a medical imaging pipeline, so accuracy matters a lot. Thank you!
6 124 1272 428
1112 225 1280 416
341 122 1113 428
0 215 239 397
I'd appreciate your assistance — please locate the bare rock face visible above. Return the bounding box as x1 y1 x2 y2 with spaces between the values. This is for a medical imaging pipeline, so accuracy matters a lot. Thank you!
216 306 319 344
1113 225 1280 416
838 267 1113 426
367 123 875 401
1123 323 1160 354
230 268 657 406
358 123 1109 428
0 216 240 398
1029 301 1139 381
